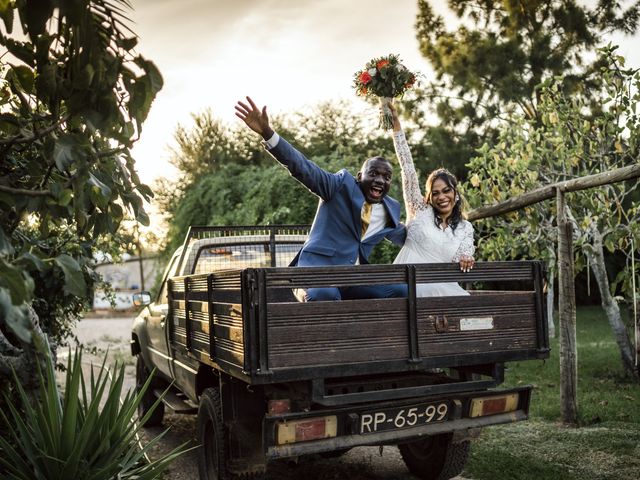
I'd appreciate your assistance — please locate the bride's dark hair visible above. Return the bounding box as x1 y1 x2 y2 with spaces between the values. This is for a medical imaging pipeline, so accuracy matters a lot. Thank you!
424 168 465 232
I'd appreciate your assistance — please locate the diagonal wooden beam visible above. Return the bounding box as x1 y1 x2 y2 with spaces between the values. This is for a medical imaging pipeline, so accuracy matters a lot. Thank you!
467 163 640 221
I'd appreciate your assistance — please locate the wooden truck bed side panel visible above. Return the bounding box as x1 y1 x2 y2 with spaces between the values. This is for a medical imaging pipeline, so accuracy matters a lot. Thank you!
167 261 549 384
266 298 410 368
169 270 246 373
265 292 539 368
416 293 539 355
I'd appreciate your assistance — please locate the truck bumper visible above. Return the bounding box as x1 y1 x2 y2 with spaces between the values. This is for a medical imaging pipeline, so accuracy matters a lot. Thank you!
263 385 532 459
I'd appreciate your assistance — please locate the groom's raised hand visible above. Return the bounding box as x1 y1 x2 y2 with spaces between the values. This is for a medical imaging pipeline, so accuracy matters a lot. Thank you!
235 96 274 140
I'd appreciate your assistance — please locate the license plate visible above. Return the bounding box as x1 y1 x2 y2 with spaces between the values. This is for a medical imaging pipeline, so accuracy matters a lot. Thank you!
359 401 450 434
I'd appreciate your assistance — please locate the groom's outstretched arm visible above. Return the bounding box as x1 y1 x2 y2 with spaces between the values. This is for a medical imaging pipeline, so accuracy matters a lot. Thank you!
234 97 343 201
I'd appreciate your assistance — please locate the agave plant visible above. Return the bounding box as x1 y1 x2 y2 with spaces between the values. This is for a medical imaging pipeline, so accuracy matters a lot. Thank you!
0 346 189 479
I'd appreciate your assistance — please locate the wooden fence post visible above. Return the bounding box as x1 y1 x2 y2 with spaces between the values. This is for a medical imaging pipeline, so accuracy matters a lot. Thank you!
557 186 578 424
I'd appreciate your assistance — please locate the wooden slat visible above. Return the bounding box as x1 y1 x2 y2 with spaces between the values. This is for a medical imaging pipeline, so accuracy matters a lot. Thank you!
416 293 539 356
266 298 409 368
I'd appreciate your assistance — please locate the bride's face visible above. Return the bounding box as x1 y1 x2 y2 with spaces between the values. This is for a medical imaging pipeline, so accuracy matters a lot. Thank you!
430 178 456 217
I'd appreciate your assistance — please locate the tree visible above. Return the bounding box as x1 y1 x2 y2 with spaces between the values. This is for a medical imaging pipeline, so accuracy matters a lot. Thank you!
465 48 640 383
410 0 640 177
0 0 162 390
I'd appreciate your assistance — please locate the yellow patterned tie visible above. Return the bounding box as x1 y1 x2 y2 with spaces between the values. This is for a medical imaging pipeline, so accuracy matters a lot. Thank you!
361 202 373 237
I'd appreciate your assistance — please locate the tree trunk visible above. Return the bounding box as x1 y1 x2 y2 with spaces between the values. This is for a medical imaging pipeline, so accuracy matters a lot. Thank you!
635 299 639 377
586 225 638 381
557 188 578 425
546 269 556 338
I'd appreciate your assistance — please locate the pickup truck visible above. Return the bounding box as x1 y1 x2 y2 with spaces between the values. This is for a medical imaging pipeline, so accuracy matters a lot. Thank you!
132 224 549 480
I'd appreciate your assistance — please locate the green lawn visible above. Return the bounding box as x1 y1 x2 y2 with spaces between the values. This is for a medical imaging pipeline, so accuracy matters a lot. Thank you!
465 306 640 480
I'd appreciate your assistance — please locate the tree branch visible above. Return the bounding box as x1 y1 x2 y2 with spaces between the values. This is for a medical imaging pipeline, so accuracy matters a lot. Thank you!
0 184 52 196
0 115 69 146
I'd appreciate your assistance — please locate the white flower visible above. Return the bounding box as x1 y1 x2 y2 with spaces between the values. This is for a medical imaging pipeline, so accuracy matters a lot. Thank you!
368 68 377 76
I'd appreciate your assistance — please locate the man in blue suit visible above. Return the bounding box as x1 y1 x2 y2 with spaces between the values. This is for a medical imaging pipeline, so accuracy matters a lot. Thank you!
235 97 407 301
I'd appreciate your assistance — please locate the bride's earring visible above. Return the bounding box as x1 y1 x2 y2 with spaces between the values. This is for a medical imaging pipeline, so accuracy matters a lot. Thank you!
455 194 460 202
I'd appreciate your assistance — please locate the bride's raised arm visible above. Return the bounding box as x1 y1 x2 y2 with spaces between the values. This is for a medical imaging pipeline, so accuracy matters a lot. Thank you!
390 103 424 223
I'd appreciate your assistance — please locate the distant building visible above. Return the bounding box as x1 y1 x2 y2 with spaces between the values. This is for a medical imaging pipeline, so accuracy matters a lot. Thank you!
93 256 161 310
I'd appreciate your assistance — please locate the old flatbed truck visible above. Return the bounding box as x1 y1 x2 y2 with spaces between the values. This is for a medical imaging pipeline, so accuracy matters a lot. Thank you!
131 225 549 480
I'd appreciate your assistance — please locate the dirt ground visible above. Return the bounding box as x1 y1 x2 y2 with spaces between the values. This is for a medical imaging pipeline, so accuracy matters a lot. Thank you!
73 314 470 480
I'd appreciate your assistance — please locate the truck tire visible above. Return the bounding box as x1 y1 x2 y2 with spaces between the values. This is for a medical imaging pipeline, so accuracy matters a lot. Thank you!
398 433 470 480
198 387 232 480
136 355 164 427
198 387 266 480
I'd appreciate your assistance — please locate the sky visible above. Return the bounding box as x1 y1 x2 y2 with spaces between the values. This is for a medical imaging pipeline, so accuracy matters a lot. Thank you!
127 0 640 188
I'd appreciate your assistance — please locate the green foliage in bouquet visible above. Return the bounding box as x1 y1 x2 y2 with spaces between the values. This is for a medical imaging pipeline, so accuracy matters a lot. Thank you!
353 54 417 99
0 346 189 480
353 54 418 129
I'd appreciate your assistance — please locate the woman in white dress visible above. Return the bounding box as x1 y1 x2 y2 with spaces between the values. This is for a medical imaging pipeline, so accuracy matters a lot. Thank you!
389 104 475 297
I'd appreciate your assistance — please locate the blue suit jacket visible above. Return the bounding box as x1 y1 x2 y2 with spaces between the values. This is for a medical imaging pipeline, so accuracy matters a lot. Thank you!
268 137 406 266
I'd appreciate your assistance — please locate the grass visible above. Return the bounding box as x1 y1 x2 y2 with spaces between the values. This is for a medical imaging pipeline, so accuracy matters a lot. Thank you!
465 306 640 480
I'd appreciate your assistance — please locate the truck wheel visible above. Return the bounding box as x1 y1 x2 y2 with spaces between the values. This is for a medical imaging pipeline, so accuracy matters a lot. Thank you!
198 388 266 480
398 433 470 480
198 387 231 480
136 355 164 427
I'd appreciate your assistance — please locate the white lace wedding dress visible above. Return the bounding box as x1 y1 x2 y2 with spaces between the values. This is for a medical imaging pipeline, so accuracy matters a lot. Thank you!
392 130 475 297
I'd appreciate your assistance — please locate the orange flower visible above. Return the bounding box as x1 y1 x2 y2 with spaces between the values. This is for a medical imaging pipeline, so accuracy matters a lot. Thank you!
359 71 372 85
376 59 390 70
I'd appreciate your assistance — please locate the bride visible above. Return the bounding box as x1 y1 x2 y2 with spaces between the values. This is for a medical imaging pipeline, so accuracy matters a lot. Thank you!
389 102 475 297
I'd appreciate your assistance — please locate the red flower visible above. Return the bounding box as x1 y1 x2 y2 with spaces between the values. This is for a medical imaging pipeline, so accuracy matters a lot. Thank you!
359 71 372 85
376 59 390 70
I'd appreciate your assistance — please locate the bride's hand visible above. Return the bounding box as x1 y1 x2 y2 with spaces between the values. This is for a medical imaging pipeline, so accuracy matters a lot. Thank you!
459 255 475 273
388 101 402 132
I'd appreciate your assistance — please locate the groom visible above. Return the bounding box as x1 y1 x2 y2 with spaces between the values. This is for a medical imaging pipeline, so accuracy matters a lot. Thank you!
235 96 407 302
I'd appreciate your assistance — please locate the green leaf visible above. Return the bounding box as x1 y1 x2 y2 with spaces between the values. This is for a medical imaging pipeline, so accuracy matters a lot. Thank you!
0 228 14 255
116 36 138 50
0 0 14 33
54 254 87 296
136 209 150 226
53 133 88 171
0 288 32 343
9 65 35 94
4 39 35 66
0 258 34 304
58 188 73 206
16 251 46 271
88 172 112 198
22 0 53 36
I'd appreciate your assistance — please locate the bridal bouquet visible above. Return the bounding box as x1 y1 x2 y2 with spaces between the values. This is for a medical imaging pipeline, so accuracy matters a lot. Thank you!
353 54 418 129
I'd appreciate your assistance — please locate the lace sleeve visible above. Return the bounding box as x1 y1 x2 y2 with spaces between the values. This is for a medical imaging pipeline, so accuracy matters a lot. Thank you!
452 222 476 262
393 130 425 222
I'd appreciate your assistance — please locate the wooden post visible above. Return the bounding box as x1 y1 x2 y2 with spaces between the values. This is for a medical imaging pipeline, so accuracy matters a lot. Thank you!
556 187 578 424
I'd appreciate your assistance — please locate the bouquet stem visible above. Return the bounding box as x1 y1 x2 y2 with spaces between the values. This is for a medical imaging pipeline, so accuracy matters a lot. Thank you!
379 97 393 130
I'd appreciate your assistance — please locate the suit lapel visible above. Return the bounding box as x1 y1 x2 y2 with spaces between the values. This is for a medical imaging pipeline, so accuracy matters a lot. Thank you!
351 181 366 238
382 196 400 227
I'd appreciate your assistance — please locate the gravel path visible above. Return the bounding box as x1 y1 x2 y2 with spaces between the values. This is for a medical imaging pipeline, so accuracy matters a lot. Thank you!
74 314 471 480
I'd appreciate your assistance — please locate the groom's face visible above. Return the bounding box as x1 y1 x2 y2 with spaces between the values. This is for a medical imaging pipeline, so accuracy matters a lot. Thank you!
357 157 392 203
